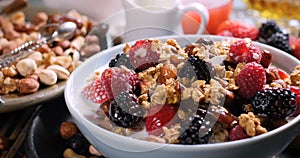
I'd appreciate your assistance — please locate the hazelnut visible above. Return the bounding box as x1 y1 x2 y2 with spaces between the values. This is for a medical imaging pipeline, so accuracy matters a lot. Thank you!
63 148 85 158
60 121 78 139
52 46 64 56
17 77 40 94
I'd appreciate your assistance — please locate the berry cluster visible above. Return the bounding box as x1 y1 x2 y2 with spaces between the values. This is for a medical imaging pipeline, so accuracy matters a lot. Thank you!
82 37 299 145
216 20 300 58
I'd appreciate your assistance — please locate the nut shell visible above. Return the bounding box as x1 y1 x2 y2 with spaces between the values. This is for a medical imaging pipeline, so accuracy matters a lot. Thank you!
16 58 37 77
47 65 70 80
38 69 57 85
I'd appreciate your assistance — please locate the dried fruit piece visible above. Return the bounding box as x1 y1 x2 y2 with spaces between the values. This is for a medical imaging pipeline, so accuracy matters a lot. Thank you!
228 125 248 141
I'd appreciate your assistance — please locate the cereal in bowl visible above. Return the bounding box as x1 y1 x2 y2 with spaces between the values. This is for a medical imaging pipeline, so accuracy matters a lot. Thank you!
83 38 300 144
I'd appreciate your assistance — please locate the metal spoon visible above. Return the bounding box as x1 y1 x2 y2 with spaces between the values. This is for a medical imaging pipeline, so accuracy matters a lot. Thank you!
0 21 77 105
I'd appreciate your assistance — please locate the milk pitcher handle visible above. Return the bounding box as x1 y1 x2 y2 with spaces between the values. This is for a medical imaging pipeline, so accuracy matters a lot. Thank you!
178 3 209 34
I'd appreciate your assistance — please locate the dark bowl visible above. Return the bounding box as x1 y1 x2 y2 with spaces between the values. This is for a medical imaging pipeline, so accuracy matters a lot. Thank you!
26 95 71 158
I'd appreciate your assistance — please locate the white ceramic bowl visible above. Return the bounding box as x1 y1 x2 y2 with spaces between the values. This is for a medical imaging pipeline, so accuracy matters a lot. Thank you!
65 35 300 158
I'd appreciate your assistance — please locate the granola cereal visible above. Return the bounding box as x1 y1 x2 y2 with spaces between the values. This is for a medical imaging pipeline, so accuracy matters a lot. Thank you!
82 37 300 145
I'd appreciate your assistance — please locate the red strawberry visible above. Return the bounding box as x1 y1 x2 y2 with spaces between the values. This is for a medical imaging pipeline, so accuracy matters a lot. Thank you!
216 20 259 40
82 67 139 104
229 39 262 64
129 39 161 70
228 125 248 141
101 67 139 99
82 79 109 104
145 104 179 136
236 62 266 99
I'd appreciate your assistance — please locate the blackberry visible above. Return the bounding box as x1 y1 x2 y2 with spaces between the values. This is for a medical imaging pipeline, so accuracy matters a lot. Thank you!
109 91 145 128
109 53 134 69
65 133 90 156
178 106 212 145
178 56 211 83
259 20 282 40
258 20 292 53
251 88 296 119
265 32 292 53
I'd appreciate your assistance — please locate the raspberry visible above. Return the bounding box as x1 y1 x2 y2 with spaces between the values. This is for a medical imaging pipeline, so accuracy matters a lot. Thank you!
129 39 161 71
101 67 139 99
236 62 266 99
109 91 145 128
145 104 179 137
229 39 262 64
251 88 296 119
216 20 259 40
228 125 248 141
82 79 109 104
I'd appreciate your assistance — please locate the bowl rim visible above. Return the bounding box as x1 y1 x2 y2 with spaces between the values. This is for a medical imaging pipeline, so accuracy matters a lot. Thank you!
65 34 300 151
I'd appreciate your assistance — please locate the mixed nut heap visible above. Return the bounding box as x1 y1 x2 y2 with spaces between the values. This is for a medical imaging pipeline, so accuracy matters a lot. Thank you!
59 121 104 158
0 4 99 95
83 37 300 145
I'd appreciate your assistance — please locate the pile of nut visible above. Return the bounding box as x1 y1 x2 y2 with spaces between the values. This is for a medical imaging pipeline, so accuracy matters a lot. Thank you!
0 2 99 94
59 121 104 158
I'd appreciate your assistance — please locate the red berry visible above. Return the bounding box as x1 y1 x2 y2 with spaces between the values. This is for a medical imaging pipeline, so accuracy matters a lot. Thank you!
229 39 262 64
129 39 161 70
101 67 139 99
217 30 233 37
268 67 290 80
82 79 109 104
216 20 259 40
82 67 139 104
289 86 300 116
236 62 266 99
228 125 248 141
145 104 179 137
290 37 300 59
